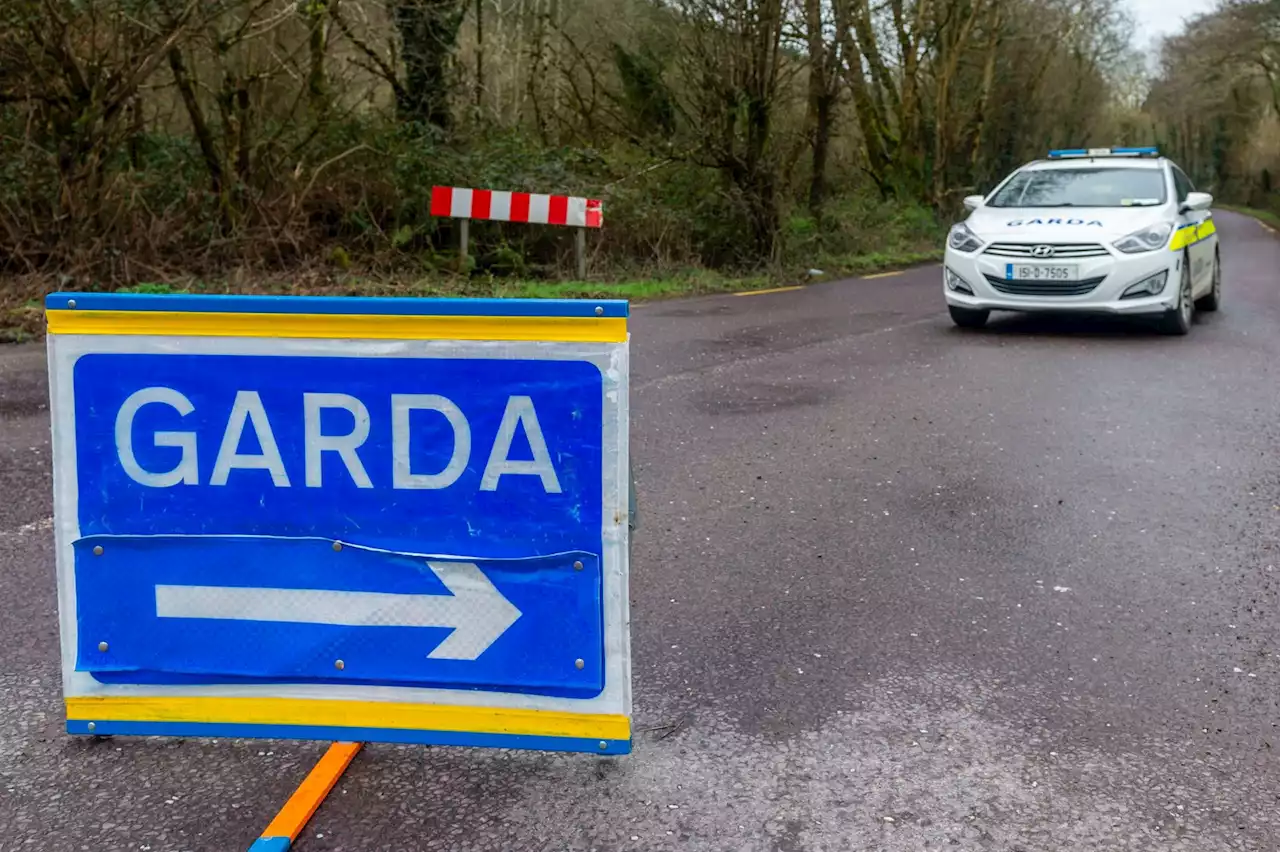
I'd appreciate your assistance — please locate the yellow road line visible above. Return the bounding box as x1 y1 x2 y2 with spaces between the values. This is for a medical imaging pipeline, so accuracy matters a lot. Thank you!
734 285 803 297
861 271 903 280
256 742 362 849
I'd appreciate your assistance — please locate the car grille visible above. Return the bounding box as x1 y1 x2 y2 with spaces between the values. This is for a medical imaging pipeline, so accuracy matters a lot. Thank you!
983 242 1110 258
983 274 1106 297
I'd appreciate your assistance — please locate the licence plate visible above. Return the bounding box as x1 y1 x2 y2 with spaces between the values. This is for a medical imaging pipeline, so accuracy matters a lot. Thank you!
1006 263 1077 281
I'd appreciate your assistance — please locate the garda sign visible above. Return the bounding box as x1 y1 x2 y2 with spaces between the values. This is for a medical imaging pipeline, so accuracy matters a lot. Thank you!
45 293 632 754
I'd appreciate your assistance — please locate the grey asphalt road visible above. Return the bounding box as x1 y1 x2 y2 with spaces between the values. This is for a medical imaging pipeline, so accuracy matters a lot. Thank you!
3 210 1280 851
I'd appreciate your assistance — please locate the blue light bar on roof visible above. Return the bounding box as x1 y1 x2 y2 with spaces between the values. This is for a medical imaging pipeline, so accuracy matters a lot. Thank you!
1048 147 1160 158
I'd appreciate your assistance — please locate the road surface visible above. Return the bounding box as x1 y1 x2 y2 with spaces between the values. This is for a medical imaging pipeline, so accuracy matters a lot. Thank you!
2 210 1279 851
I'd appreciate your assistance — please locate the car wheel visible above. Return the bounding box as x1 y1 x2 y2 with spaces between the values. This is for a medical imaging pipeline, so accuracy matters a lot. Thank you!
1158 259 1193 335
949 305 990 329
1195 252 1221 312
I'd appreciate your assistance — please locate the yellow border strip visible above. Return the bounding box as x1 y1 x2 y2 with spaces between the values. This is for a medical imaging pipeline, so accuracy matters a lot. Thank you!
734 285 803 297
861 271 903 280
256 742 363 848
45 310 627 342
67 696 630 740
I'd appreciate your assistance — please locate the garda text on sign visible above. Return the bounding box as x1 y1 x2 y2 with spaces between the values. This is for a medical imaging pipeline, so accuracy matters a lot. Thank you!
46 293 631 754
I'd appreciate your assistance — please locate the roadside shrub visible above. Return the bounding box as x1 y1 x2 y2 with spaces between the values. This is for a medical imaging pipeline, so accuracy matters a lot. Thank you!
784 193 945 272
0 102 930 286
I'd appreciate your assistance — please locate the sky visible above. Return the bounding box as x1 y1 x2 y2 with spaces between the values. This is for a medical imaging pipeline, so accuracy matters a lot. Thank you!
1126 0 1201 48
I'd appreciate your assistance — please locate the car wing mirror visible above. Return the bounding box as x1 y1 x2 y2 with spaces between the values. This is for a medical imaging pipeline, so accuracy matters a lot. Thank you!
1181 191 1213 213
962 195 984 212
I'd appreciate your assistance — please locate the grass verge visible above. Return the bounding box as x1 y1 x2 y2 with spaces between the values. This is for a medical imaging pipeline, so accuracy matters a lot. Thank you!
1220 204 1280 231
0 248 941 343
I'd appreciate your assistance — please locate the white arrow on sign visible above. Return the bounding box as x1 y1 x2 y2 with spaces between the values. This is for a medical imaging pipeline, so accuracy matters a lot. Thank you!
153 561 522 660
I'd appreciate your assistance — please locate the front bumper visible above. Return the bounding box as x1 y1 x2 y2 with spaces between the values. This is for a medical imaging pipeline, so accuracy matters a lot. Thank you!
943 245 1179 316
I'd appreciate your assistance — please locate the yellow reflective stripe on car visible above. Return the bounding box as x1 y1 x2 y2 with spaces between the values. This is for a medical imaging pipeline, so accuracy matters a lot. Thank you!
1169 219 1215 251
1170 223 1197 250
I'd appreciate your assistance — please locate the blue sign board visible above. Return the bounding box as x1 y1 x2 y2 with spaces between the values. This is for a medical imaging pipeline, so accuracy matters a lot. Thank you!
47 293 631 754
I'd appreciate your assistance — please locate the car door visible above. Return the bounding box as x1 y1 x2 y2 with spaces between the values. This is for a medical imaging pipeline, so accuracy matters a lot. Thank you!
1172 165 1211 295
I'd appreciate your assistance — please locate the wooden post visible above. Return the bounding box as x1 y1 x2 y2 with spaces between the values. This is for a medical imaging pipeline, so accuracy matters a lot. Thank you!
459 218 470 267
574 226 586 280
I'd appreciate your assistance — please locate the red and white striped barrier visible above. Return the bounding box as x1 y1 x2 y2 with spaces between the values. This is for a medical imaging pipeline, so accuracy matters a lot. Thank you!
430 186 603 228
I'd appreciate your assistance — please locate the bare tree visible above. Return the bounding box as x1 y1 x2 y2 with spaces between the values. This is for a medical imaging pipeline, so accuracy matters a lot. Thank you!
803 0 841 217
674 0 794 259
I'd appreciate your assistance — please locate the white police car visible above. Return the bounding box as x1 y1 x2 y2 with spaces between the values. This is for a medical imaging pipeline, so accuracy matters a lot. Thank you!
943 147 1220 335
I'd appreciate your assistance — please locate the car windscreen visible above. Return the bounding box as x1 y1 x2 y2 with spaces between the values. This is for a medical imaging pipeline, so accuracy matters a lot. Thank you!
987 167 1167 208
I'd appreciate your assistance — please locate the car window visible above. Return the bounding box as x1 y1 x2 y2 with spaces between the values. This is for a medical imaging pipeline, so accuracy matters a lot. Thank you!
1171 167 1193 202
987 167 1167 208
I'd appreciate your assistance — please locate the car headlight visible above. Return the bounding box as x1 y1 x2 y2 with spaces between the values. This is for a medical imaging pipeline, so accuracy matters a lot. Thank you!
1113 222 1174 254
1120 270 1168 299
948 222 983 253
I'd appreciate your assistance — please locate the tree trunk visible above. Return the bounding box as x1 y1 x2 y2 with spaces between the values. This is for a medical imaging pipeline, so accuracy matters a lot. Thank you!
969 0 1002 180
890 0 930 194
804 0 835 218
167 46 232 228
475 0 484 109
390 0 467 130
526 0 551 141
168 47 223 194
835 0 891 195
854 0 899 117
215 67 251 188
931 0 981 206
127 96 144 170
809 92 833 216
306 0 333 118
